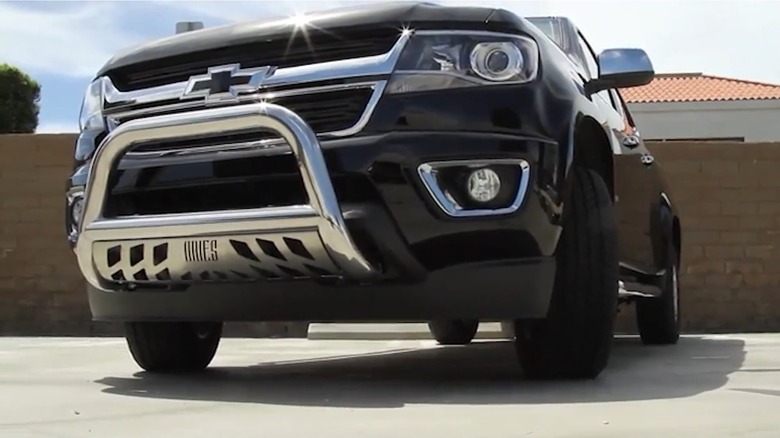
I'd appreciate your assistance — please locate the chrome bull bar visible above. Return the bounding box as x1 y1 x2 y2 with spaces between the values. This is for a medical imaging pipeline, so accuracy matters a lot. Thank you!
75 103 378 292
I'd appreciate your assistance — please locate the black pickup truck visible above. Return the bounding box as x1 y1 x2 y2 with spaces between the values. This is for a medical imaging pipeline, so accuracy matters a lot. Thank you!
65 2 682 379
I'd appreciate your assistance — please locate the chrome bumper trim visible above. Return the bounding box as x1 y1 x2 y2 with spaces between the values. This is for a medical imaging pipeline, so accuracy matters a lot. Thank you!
114 81 387 160
75 102 378 291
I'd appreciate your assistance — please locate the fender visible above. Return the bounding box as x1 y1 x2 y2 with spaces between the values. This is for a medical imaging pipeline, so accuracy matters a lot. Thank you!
557 104 616 209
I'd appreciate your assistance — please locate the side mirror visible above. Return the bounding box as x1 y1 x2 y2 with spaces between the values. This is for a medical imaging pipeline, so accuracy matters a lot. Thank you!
586 48 655 94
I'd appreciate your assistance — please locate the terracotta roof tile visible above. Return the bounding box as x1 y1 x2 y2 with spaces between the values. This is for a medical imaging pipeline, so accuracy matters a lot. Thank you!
621 73 780 103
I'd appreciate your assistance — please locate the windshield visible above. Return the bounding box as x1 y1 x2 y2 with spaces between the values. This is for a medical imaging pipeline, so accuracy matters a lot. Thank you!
525 16 565 48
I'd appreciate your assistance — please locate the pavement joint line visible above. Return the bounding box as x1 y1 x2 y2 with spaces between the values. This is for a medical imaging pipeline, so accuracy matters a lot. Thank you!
306 322 511 340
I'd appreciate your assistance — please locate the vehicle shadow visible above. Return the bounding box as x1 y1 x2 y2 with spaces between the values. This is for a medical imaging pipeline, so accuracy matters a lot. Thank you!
95 336 746 408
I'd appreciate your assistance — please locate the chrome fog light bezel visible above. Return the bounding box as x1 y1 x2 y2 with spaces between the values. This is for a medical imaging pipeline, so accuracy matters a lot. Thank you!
66 187 86 243
417 158 531 218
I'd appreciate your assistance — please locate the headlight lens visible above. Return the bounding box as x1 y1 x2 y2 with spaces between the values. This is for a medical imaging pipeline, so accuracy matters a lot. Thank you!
470 42 525 82
79 78 105 132
386 32 539 94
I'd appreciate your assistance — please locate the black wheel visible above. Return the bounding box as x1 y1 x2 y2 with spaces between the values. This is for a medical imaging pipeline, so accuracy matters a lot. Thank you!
636 232 681 345
428 319 479 345
514 167 619 380
125 321 223 373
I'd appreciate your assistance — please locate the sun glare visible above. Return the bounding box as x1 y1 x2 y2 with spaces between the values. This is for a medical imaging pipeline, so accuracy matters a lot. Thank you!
287 11 310 29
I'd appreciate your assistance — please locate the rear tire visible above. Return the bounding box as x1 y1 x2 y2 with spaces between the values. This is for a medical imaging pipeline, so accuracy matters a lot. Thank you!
636 233 681 345
125 321 223 373
514 167 619 380
428 319 479 345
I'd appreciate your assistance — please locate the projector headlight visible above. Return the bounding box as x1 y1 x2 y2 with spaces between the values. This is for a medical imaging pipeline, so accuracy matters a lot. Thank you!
386 31 539 94
75 77 107 162
79 78 105 132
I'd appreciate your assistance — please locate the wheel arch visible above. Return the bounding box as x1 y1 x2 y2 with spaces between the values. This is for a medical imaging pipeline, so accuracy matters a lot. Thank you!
569 114 615 201
660 193 682 266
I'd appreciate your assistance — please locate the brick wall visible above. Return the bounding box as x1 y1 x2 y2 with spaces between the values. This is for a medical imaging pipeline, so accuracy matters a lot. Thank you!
0 134 778 334
0 134 91 334
624 142 780 333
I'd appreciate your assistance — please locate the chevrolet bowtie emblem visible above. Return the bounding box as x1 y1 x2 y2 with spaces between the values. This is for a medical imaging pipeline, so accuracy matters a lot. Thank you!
181 64 277 103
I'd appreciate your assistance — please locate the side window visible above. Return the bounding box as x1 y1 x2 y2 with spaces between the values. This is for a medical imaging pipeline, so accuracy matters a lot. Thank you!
617 91 637 128
575 31 611 104
575 33 599 80
609 90 625 117
612 89 639 134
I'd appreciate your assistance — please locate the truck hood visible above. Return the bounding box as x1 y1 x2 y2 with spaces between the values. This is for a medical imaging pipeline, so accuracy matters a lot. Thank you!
96 2 525 78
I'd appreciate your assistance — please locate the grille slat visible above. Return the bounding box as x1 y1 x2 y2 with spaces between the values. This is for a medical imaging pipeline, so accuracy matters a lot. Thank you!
127 87 373 153
108 27 400 92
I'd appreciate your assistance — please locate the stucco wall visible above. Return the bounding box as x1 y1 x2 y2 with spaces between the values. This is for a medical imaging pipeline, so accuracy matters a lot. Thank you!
628 99 780 142
1 134 779 335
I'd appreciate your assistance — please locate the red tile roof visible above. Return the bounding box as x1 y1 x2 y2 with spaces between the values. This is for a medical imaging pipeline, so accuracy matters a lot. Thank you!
621 73 780 103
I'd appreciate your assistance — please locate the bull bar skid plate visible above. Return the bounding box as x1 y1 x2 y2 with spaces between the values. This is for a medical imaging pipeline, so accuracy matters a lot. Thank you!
74 103 378 292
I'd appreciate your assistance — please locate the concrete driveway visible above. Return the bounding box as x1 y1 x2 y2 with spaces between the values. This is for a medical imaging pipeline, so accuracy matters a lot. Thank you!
0 334 777 437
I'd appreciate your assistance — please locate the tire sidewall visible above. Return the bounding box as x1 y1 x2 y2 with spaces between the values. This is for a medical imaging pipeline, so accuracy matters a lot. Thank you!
665 237 681 332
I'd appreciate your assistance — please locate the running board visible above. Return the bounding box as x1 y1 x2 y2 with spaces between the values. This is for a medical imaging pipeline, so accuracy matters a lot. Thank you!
619 280 662 299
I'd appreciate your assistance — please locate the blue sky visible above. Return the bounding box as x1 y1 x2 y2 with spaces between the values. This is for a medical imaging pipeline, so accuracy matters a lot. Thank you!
2 0 780 133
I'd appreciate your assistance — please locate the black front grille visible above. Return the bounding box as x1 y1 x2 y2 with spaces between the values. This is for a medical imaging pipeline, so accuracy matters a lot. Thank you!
130 87 373 153
104 154 382 217
108 26 400 91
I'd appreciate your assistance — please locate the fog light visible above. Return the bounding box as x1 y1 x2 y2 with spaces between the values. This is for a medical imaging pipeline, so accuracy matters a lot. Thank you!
466 168 501 202
71 197 84 225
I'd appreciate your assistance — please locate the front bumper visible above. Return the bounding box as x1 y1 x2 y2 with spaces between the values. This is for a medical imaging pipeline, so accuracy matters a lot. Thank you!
86 256 556 322
75 103 379 292
71 102 563 322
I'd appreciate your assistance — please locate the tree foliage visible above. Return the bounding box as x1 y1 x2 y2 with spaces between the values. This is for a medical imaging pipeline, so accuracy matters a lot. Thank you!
0 64 41 134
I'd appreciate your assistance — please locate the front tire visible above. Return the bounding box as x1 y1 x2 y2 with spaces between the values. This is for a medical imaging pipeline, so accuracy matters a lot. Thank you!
514 167 619 380
125 321 223 373
428 320 479 345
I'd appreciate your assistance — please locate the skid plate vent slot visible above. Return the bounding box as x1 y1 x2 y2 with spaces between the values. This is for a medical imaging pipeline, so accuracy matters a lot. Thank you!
92 232 338 284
